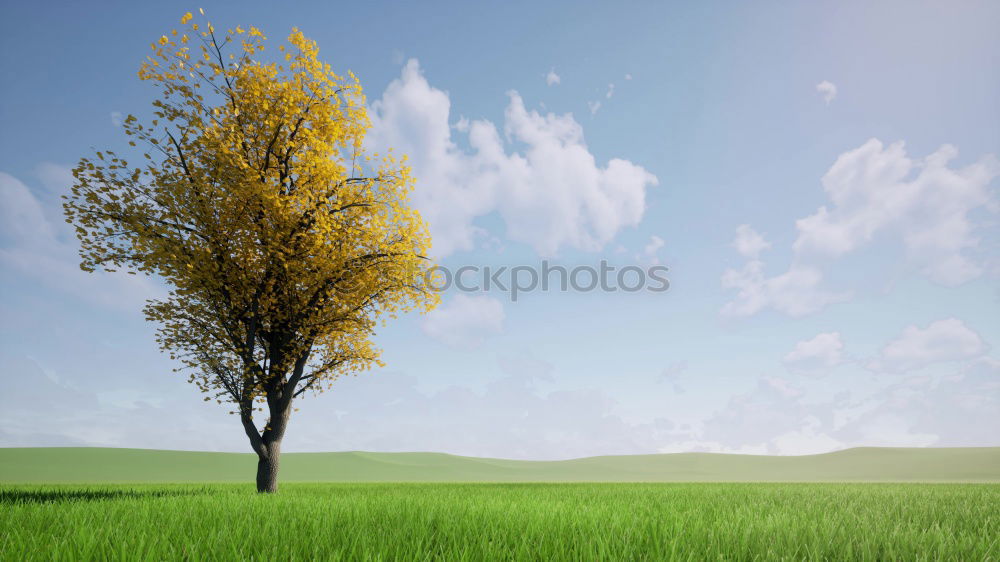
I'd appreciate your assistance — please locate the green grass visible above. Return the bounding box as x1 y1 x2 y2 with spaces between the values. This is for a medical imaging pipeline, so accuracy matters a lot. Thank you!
2 446 999 483
1 483 997 560
4 448 996 558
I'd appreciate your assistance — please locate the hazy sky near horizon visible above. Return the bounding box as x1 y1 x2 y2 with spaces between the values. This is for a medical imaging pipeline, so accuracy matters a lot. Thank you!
1 0 998 458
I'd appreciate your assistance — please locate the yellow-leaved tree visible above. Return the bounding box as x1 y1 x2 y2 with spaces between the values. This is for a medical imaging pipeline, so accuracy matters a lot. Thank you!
63 12 438 492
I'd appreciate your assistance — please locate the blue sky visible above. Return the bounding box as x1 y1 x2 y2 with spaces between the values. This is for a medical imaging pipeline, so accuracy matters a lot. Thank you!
1 0 998 458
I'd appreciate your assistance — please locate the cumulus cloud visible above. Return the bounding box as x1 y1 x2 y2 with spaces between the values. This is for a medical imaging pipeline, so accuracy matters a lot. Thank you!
636 235 665 264
282 359 685 459
698 376 834 454
816 80 837 104
723 139 998 317
722 223 849 318
794 140 999 285
0 170 164 309
366 60 657 257
869 318 987 373
606 83 615 99
770 416 846 455
545 69 560 86
732 224 771 259
0 172 55 244
721 256 850 318
0 351 688 460
836 358 1000 448
783 332 845 372
421 294 505 349
694 353 1000 454
644 235 665 255
587 100 602 115
0 349 688 459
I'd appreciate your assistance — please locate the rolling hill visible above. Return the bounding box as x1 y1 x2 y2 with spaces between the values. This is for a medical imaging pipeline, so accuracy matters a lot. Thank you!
1 446 998 483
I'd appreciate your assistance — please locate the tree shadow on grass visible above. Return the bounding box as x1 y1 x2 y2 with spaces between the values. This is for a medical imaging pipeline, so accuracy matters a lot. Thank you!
0 487 211 505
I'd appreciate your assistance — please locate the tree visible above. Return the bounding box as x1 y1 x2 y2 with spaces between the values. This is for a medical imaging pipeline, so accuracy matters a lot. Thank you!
63 12 438 492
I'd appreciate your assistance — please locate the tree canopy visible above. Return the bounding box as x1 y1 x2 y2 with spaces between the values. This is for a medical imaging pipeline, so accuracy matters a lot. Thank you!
63 11 438 491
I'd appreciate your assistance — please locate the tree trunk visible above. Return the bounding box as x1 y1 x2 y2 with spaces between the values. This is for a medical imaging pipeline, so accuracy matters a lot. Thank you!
246 354 305 493
256 442 281 493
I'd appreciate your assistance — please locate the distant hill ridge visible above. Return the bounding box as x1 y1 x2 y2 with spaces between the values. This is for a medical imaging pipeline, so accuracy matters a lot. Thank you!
1 447 998 483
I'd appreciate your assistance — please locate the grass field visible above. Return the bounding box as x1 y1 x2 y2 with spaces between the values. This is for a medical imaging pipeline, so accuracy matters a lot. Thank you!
1 482 997 560
2 446 999 482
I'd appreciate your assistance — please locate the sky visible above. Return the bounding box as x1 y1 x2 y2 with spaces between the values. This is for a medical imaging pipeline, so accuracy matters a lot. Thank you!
1 0 998 459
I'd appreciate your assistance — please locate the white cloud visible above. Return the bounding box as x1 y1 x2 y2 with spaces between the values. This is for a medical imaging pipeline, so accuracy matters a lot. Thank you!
816 80 837 104
770 416 845 455
699 376 825 454
636 235 665 264
870 318 987 373
545 69 561 86
732 224 771 259
693 353 1000 454
723 139 999 318
0 170 164 310
0 350 688 459
784 332 845 372
606 83 615 99
836 358 1000 447
624 73 632 81
421 294 505 349
644 235 665 254
721 258 850 318
722 224 848 318
110 111 123 127
284 361 683 459
367 60 657 257
0 171 55 244
587 100 601 115
794 139 999 285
